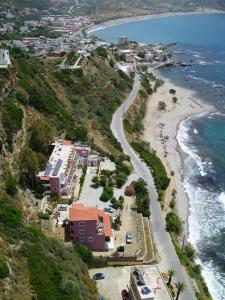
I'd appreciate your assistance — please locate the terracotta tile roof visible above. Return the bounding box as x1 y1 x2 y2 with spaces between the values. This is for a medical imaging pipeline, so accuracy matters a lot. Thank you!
69 203 112 237
63 140 73 145
40 176 49 181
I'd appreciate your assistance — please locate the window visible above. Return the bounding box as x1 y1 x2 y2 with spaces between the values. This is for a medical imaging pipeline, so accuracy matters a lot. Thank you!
79 222 84 227
79 237 85 242
88 236 93 242
79 229 84 235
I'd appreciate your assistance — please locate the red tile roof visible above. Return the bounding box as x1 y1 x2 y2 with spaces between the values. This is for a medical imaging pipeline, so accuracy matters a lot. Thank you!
63 140 73 145
40 176 49 181
69 203 112 237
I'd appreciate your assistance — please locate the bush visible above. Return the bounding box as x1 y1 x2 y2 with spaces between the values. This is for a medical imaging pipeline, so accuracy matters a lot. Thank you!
96 46 108 58
169 89 176 95
158 101 166 111
125 185 135 196
0 204 22 229
74 243 106 268
0 260 9 279
134 179 150 217
100 185 113 202
5 174 17 196
166 212 182 235
184 244 196 261
131 142 170 193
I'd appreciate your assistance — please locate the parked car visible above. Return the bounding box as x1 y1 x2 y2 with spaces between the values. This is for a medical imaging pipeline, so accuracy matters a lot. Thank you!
117 245 125 252
104 207 113 213
99 296 106 300
93 273 105 280
126 232 132 244
121 289 129 300
58 205 67 211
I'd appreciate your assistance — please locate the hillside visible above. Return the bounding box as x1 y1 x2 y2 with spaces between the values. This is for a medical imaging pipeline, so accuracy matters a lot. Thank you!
9 0 225 18
0 50 132 299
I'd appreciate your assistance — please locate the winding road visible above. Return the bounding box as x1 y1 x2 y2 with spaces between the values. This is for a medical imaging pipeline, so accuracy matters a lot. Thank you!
111 74 196 300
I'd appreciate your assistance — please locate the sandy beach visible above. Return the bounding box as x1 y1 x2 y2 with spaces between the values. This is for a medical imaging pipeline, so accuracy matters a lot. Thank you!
142 73 214 236
86 8 224 34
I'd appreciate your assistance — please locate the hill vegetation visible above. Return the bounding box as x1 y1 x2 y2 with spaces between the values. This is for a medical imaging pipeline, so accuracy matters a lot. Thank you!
0 48 132 299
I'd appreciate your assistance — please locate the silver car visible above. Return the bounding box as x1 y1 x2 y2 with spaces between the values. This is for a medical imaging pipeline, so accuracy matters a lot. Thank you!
126 232 132 244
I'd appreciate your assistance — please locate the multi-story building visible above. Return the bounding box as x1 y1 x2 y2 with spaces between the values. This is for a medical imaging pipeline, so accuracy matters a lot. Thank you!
37 140 101 198
68 203 113 251
118 36 128 45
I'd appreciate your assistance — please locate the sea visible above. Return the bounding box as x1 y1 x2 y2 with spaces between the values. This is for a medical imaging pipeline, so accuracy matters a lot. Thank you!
92 13 225 299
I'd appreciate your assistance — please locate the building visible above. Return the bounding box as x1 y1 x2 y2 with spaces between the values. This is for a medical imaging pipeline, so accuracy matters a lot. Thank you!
37 140 79 197
37 140 101 197
130 266 172 300
0 49 11 69
118 36 128 45
68 203 113 251
118 49 136 62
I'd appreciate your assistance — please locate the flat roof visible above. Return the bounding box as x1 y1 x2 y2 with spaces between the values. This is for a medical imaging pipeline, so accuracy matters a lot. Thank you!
38 140 74 178
131 265 172 300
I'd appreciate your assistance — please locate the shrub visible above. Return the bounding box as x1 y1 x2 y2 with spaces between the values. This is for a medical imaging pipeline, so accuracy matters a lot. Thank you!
0 204 22 229
184 244 196 261
158 101 166 111
125 185 135 196
166 212 182 235
96 46 108 58
0 260 9 279
5 174 17 196
74 243 106 268
100 185 113 202
134 179 150 217
169 89 176 95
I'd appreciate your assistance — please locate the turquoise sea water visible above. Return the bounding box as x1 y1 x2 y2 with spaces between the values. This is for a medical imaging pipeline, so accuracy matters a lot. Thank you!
92 13 225 299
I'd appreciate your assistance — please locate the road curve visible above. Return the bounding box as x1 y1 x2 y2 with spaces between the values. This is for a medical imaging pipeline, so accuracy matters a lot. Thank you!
110 74 196 300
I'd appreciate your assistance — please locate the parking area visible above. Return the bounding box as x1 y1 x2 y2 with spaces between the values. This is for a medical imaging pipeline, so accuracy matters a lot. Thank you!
113 196 139 256
89 266 130 300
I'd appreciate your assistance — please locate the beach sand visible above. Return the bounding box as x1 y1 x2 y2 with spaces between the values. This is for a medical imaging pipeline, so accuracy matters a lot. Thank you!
142 73 214 237
86 8 224 34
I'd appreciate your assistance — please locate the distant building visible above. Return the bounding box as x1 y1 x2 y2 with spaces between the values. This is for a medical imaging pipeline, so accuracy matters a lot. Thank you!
20 26 29 33
118 36 128 45
0 49 11 69
118 49 136 62
68 203 113 251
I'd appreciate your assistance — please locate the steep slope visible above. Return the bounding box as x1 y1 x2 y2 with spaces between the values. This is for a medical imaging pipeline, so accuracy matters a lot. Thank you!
0 49 132 299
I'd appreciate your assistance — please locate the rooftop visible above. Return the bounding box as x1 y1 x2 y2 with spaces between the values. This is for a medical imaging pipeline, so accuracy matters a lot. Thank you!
131 265 172 300
69 203 112 237
38 139 74 178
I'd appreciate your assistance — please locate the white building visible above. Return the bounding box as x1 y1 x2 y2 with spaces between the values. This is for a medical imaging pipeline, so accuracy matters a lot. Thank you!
0 49 11 69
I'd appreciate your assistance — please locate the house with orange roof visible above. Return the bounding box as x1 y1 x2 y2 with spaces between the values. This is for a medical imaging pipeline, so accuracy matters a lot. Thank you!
68 203 113 251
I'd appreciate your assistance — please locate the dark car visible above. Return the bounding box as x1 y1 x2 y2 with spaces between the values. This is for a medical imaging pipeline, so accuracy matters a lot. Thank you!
93 273 105 280
104 207 113 213
117 245 125 252
121 289 129 300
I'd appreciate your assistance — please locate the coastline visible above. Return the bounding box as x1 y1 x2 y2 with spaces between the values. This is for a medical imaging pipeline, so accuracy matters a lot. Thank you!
86 8 225 34
142 72 215 237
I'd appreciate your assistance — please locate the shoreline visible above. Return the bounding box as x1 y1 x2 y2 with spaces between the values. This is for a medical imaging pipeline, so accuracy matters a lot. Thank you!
86 8 225 35
142 72 215 238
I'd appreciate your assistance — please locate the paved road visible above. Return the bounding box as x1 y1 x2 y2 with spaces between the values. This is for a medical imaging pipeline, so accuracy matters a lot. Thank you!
111 74 196 300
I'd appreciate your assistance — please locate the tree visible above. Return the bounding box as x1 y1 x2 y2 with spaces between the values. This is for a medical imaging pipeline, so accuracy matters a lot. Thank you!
158 101 166 111
166 212 182 235
0 260 9 279
5 174 17 196
175 282 186 300
169 89 176 95
167 269 176 286
184 244 196 261
173 96 178 104
96 46 108 58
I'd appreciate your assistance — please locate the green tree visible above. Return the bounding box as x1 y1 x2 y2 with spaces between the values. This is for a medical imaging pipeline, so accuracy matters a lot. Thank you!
158 101 166 111
0 260 9 279
30 119 56 154
184 244 196 261
166 212 182 235
5 174 17 196
96 46 108 58
175 282 186 300
167 269 176 286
